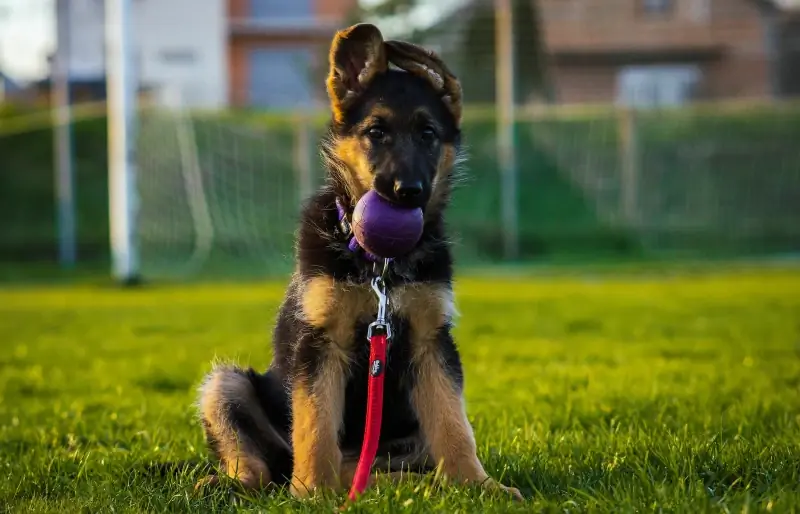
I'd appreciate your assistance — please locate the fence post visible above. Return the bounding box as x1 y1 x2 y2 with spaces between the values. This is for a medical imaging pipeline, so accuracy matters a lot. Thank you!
294 113 314 205
495 0 519 260
53 0 76 268
618 107 640 228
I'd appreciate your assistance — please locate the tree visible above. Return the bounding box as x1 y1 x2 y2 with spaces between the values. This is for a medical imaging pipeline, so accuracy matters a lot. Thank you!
357 0 552 104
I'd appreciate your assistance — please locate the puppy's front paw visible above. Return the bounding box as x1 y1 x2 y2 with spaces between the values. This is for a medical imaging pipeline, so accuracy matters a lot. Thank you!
290 477 337 499
193 474 220 494
290 478 314 498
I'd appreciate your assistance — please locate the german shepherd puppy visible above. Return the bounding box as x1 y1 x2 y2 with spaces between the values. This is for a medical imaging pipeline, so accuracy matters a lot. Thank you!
196 23 522 501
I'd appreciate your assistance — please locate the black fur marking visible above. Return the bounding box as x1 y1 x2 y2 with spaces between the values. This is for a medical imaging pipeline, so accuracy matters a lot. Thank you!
225 380 293 485
433 324 464 391
291 327 334 391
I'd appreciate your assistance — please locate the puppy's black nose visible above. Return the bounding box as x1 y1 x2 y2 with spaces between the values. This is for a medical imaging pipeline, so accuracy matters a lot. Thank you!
394 180 423 200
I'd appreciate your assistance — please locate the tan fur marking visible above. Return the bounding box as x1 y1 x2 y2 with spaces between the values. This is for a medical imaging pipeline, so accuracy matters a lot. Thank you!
300 275 336 328
411 353 489 483
391 282 456 343
226 455 270 489
332 137 373 197
427 143 456 219
392 282 472 478
403 287 523 500
301 276 376 348
367 104 396 122
302 280 455 350
290 356 347 497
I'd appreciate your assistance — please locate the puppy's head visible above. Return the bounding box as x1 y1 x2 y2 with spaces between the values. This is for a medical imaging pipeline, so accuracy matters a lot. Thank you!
323 24 463 215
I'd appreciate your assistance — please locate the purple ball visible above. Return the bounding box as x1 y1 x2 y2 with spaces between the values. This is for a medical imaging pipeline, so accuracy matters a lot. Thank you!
352 190 424 258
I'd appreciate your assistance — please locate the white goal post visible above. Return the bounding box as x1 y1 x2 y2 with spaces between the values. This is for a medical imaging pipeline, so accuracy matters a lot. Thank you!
106 0 140 284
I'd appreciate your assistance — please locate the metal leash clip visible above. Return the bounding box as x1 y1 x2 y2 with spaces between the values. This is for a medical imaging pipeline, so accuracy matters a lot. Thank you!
367 274 392 342
371 257 390 279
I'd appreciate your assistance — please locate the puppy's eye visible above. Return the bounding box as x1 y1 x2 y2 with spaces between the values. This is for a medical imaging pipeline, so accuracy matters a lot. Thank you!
368 127 386 141
420 126 437 144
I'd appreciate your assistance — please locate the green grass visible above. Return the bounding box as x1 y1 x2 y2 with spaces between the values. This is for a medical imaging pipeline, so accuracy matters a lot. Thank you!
2 265 800 512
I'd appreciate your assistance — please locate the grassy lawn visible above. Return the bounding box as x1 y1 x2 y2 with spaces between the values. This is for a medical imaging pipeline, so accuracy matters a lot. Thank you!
1 266 799 512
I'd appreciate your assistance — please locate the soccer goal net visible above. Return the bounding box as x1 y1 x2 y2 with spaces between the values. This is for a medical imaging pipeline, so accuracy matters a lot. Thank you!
135 90 324 279
133 93 800 281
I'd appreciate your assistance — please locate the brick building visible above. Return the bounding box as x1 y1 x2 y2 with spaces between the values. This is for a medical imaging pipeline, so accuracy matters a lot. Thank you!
542 0 800 106
227 0 358 108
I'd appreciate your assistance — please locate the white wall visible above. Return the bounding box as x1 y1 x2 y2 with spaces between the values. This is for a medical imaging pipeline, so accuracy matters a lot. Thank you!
134 0 228 108
65 0 228 108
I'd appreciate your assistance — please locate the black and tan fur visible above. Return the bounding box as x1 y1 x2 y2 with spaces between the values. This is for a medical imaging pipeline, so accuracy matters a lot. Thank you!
196 23 522 501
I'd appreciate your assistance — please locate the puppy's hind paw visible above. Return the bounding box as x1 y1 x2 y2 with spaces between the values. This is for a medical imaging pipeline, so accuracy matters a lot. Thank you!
193 474 220 495
501 485 524 502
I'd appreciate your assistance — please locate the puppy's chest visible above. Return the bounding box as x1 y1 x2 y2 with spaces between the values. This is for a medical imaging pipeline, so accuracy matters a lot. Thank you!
340 316 418 449
299 277 455 349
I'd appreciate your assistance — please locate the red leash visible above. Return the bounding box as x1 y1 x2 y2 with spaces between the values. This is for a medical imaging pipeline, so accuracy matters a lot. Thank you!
345 275 391 504
347 331 388 501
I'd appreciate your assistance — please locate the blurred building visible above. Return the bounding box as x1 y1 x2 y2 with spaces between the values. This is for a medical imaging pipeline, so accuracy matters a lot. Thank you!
0 71 25 102
39 0 229 109
227 0 358 109
36 0 357 110
541 0 800 106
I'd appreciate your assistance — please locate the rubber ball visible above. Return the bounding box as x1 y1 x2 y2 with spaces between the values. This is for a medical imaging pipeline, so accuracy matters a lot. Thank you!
351 189 424 258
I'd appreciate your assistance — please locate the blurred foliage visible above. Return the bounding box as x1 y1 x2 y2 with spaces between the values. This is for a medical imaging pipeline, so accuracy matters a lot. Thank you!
357 0 417 19
460 0 552 103
357 0 552 103
0 104 110 262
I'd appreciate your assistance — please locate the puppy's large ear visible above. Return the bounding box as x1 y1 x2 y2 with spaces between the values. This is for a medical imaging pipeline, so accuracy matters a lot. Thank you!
385 40 463 127
326 23 388 124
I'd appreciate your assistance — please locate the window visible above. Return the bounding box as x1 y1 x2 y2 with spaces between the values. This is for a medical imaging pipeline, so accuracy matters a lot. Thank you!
160 49 197 65
688 0 711 23
250 0 312 19
778 20 800 97
248 47 315 109
616 65 701 108
641 0 673 15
